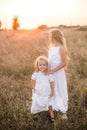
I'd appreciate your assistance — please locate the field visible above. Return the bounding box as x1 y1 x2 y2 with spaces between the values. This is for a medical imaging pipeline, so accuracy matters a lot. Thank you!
0 28 87 130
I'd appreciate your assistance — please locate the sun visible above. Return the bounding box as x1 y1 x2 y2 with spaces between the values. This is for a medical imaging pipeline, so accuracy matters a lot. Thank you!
11 0 50 29
19 15 37 29
10 0 59 29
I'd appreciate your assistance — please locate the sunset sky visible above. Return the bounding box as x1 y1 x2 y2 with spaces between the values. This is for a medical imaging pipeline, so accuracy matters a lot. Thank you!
0 0 87 29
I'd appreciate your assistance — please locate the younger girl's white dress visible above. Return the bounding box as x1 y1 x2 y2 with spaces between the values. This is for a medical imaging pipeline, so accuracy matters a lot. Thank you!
31 71 54 114
48 46 68 113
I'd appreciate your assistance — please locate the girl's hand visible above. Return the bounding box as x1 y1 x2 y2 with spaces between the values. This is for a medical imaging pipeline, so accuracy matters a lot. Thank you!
49 92 54 97
32 89 36 93
47 70 53 75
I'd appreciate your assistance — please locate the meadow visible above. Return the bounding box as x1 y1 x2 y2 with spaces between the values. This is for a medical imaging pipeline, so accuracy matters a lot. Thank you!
0 27 87 130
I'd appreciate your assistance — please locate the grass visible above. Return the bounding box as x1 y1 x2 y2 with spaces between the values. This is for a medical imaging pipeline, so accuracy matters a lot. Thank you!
0 28 87 130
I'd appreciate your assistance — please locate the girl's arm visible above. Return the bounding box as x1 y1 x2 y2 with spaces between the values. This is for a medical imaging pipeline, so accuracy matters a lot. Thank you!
31 79 36 93
48 47 66 74
49 81 54 97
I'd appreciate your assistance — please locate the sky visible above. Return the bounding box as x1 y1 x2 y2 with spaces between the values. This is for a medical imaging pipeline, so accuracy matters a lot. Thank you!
0 0 87 29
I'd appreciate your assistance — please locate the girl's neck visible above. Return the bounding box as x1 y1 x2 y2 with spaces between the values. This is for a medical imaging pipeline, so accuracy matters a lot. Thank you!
52 42 61 46
50 43 61 48
39 70 47 75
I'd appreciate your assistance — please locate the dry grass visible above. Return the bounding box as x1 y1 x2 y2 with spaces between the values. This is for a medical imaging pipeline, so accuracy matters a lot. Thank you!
0 28 87 130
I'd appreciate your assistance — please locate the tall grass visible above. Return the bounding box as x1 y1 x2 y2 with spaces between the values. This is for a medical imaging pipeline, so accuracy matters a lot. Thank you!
0 29 87 130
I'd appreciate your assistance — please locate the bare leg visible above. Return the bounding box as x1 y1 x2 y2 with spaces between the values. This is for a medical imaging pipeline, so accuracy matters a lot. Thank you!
49 106 55 123
62 112 68 120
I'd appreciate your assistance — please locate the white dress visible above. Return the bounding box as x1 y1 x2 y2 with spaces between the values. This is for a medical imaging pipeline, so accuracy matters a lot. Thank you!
31 71 54 114
48 46 68 113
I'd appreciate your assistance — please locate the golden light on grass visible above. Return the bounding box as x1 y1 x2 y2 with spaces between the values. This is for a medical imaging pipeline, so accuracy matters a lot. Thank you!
0 27 87 129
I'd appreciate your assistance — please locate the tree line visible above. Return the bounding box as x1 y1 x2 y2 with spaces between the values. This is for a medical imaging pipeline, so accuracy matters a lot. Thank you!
0 16 20 30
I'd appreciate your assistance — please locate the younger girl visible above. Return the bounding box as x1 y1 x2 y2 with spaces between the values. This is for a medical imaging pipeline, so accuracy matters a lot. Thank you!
31 56 55 122
48 28 69 119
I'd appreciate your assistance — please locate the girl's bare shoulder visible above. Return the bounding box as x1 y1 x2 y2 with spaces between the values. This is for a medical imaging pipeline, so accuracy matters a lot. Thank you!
59 46 66 52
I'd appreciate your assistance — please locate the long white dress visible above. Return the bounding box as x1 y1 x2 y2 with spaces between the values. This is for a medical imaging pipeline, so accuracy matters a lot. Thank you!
48 46 68 113
31 71 54 114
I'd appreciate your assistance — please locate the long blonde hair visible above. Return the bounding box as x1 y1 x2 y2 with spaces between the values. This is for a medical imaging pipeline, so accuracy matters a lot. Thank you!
49 28 70 61
34 55 48 72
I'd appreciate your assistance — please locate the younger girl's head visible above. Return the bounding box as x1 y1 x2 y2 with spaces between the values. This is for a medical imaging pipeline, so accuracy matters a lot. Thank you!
34 56 48 72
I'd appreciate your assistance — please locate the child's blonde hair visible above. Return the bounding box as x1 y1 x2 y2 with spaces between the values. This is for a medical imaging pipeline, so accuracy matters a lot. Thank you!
49 28 70 61
34 55 48 72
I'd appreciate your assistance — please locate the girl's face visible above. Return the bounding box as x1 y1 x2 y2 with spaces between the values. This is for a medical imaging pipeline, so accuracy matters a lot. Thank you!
38 59 47 72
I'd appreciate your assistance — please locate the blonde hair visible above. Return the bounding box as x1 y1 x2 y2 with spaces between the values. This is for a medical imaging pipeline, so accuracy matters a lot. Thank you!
49 28 70 61
34 55 48 72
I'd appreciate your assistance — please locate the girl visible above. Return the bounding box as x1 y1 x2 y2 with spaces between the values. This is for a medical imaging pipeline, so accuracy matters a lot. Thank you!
48 28 69 119
31 55 55 122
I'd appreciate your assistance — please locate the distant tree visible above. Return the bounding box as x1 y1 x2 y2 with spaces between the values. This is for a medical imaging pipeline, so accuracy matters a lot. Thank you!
12 16 20 30
37 24 48 30
59 24 67 28
0 20 2 28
